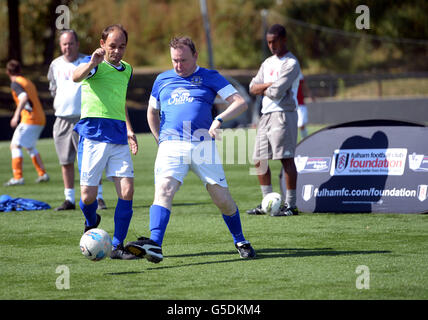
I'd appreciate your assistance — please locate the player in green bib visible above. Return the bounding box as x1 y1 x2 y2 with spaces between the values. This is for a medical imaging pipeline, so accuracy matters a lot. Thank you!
73 24 138 260
80 59 132 121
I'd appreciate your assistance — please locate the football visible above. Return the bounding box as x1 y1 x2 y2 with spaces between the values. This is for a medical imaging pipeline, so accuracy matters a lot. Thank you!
261 192 282 216
79 228 112 261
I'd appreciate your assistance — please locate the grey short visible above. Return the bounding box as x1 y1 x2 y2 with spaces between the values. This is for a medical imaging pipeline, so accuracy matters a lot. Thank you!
252 111 298 161
53 117 80 165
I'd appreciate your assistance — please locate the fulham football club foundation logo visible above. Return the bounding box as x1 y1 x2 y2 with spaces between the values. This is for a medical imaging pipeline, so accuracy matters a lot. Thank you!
418 185 427 202
335 152 349 173
302 184 314 202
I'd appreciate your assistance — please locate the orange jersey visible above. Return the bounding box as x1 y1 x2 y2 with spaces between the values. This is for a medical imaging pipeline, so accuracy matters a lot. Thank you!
11 76 46 126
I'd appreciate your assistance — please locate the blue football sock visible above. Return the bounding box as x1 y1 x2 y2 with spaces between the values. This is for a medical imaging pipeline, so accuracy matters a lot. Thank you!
112 198 133 248
222 209 246 244
149 204 171 246
79 199 98 227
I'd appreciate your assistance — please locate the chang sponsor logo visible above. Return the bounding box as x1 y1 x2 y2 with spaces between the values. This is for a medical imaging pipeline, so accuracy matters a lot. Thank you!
168 87 194 105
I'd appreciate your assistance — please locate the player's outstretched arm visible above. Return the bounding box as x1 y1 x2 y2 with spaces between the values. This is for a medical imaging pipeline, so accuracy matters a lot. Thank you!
72 48 105 82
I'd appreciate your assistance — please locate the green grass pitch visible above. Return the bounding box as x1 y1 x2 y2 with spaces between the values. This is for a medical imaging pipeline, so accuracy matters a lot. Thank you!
0 127 427 300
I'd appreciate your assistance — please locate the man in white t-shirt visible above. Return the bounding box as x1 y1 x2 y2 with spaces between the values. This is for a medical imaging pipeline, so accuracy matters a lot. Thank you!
247 24 301 216
48 30 106 211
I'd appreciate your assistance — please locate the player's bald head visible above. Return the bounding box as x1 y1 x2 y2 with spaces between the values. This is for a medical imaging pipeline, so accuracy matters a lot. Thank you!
101 24 128 44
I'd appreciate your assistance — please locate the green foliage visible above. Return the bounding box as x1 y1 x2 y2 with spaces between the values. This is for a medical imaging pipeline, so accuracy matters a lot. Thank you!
281 0 428 73
2 0 427 72
211 0 262 68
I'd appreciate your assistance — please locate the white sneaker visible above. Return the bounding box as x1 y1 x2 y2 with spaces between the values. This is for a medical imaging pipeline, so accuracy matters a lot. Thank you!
36 173 49 183
35 173 49 183
4 177 25 186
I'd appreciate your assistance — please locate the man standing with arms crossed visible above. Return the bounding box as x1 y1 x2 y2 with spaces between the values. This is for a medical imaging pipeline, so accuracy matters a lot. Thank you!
73 24 138 259
125 36 255 262
48 30 106 211
246 24 301 216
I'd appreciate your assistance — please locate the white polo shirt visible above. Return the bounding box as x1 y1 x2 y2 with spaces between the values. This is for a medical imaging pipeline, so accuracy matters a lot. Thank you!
47 53 87 118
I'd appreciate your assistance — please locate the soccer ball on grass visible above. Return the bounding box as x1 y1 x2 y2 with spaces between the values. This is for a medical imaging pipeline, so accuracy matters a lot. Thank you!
80 228 112 261
261 192 282 216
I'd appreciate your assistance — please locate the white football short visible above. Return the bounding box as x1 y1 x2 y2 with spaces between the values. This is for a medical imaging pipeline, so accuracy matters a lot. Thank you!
297 104 308 128
154 140 228 188
11 123 44 149
78 138 134 186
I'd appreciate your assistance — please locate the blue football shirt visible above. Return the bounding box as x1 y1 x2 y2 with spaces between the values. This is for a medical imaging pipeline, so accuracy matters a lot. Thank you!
149 66 237 143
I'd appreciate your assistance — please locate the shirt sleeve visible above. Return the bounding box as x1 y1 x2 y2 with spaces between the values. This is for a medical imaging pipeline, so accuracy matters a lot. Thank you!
11 82 25 96
148 77 161 110
81 55 98 79
210 71 237 100
148 95 160 110
17 92 28 100
128 69 133 87
217 84 237 100
264 59 300 100
249 62 265 89
47 63 57 98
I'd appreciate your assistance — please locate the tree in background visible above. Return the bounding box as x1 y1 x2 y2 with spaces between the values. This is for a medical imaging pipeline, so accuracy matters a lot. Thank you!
3 0 428 72
7 0 21 62
280 0 428 73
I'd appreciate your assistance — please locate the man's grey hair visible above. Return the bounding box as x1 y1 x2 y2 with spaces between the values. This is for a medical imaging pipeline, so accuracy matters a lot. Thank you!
59 29 79 42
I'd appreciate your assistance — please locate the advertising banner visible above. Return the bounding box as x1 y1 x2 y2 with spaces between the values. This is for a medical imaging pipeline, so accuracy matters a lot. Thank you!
295 120 428 213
